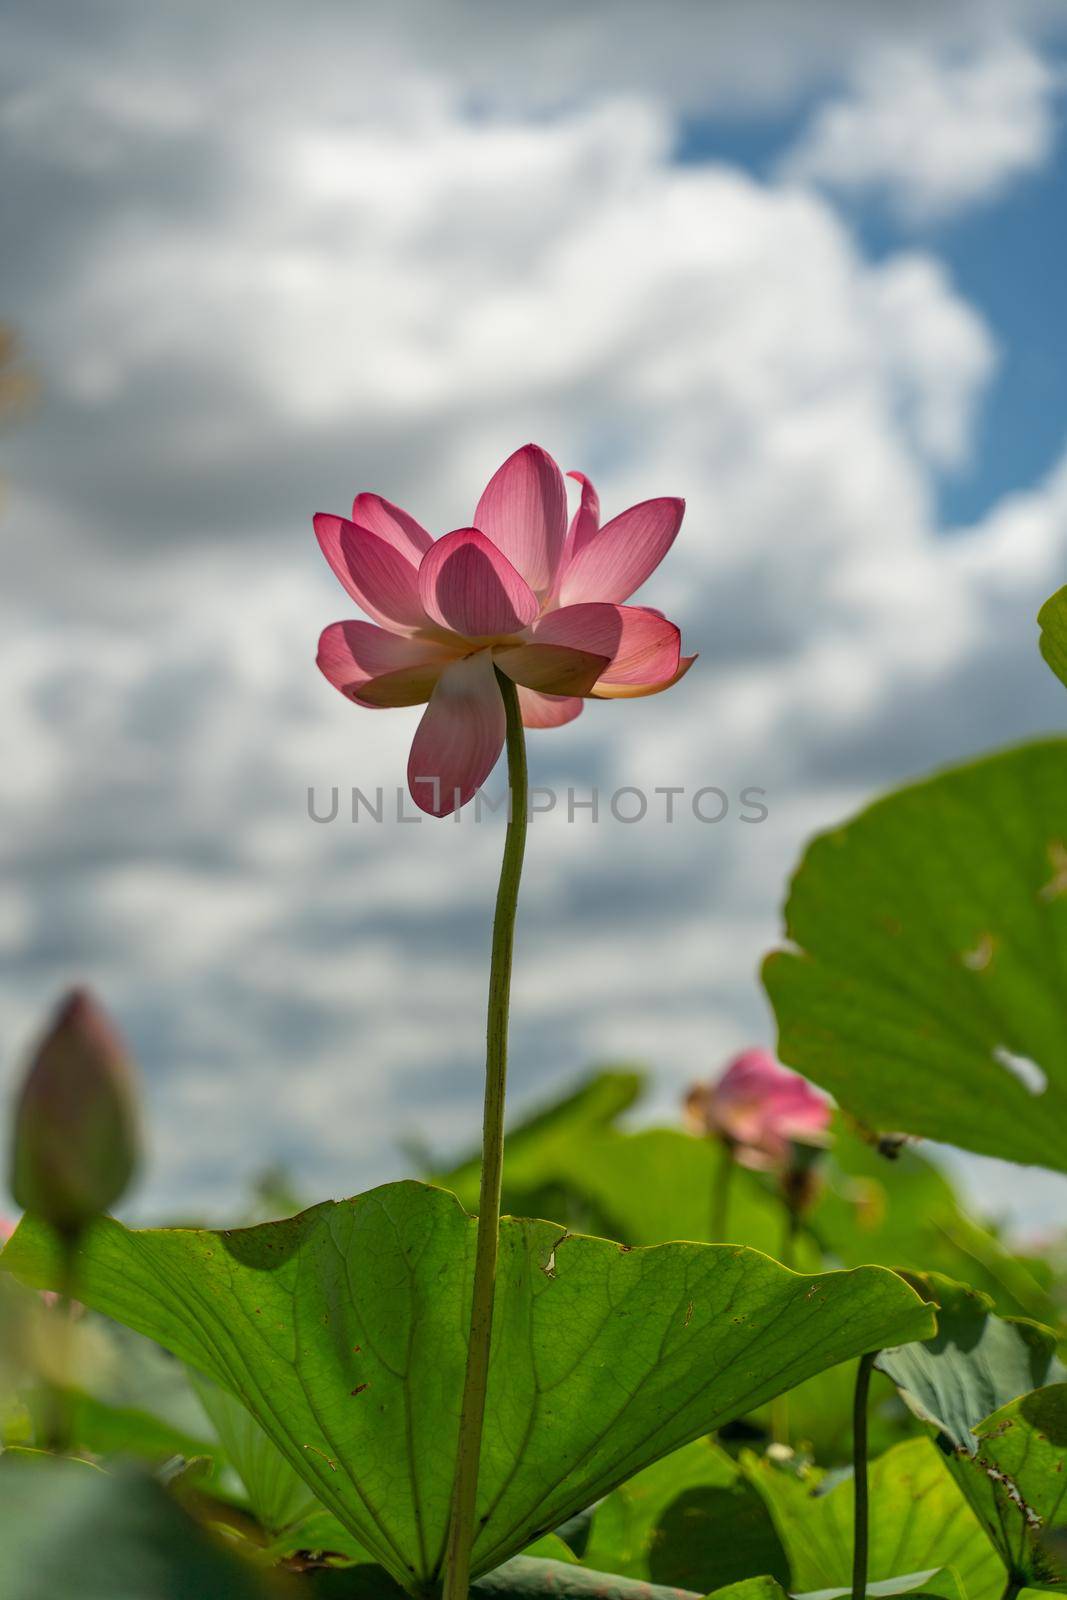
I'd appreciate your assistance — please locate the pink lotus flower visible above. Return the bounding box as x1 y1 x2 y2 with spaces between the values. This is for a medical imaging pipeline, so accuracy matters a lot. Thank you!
315 444 693 816
684 1049 830 1171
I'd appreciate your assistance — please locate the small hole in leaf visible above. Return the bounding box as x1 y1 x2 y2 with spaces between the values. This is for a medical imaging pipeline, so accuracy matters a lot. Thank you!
993 1046 1047 1096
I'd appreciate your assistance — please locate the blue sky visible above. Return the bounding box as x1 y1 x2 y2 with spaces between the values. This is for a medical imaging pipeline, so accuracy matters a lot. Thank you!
2 0 1067 1229
681 81 1067 528
921 149 1067 525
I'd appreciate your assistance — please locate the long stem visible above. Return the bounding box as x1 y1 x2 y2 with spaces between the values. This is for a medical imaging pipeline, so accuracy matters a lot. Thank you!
851 1352 876 1600
709 1140 734 1242
44 1226 81 1453
442 670 529 1600
769 1206 801 1445
780 1206 799 1271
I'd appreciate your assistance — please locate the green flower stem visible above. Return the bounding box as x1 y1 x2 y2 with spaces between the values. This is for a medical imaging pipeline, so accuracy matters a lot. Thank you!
443 669 529 1600
709 1139 735 1242
770 1206 801 1444
780 1206 799 1271
851 1351 876 1600
44 1226 81 1453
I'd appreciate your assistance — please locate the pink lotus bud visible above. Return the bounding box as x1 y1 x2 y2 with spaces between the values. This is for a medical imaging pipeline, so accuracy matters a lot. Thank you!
684 1048 831 1172
9 989 140 1233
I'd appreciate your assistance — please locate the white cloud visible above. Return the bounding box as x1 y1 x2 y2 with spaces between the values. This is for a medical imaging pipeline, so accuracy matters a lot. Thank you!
864 254 996 466
782 37 1059 220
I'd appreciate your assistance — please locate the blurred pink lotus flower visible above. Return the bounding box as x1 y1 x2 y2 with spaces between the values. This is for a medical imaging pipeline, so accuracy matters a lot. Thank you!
684 1049 830 1171
315 444 694 816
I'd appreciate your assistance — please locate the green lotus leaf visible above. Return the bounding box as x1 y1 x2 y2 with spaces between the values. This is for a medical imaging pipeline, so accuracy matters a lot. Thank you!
744 1437 1002 1600
306 1554 717 1600
469 1556 709 1598
875 1274 1063 1453
1038 587 1067 688
963 1384 1067 1590
704 1583 787 1600
512 1534 580 1565
763 739 1067 1170
441 1092 1055 1464
792 1579 962 1600
875 1275 1065 1590
310 1563 950 1600
582 1437 790 1593
1 1181 932 1597
188 1369 322 1538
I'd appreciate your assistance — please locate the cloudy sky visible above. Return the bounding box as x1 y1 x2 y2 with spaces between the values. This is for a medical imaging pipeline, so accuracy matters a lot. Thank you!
3 0 1067 1227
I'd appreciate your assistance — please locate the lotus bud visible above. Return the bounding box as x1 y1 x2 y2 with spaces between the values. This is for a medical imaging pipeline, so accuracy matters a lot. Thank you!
9 989 140 1233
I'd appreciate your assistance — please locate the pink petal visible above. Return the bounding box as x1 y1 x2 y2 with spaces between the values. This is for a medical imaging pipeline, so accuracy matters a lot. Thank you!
716 1050 794 1104
407 651 506 817
557 497 685 606
351 493 433 563
734 1139 790 1172
518 689 584 729
354 668 450 708
419 528 539 639
474 443 568 595
591 653 696 700
561 471 601 566
714 1050 830 1147
535 603 681 688
494 641 608 697
314 515 427 632
316 622 455 707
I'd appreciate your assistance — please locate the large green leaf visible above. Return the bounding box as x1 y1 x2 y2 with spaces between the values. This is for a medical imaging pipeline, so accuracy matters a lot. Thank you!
744 1438 1003 1600
307 1560 967 1600
969 1384 1067 1590
188 1369 322 1537
792 1584 962 1600
1038 588 1067 688
875 1275 1064 1454
1 1181 933 1597
763 739 1067 1170
875 1275 1065 1590
471 1558 706 1598
309 1569 961 1600
310 1554 722 1599
711 1583 787 1600
440 1092 1056 1464
792 1583 963 1600
582 1438 790 1593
